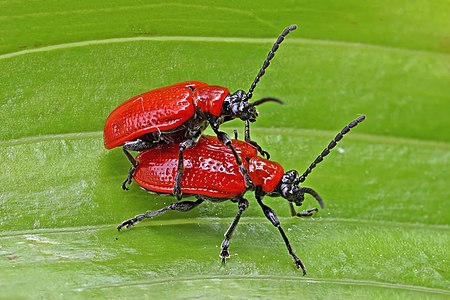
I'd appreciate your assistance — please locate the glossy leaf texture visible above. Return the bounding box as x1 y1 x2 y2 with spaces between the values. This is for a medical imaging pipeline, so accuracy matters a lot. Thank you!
0 1 449 299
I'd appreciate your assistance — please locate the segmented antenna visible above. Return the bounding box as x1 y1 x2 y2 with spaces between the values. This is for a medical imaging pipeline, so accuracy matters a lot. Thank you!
298 115 366 183
247 24 297 100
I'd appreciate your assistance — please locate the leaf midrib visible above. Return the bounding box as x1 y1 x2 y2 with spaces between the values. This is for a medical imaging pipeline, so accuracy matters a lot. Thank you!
1 36 449 61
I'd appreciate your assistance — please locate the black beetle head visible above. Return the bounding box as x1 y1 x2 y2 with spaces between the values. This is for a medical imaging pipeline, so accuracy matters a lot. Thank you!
223 90 258 122
223 91 283 122
278 170 324 209
279 170 305 206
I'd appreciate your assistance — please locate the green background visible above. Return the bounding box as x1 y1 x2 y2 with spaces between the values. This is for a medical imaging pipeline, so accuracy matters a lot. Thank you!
0 1 449 299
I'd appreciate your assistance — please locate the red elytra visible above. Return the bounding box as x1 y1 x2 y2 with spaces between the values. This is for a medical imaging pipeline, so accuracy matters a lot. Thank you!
104 81 226 149
133 135 284 198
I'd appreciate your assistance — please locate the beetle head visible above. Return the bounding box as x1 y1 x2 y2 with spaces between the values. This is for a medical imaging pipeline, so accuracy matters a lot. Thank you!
223 91 283 122
223 90 257 121
278 170 324 209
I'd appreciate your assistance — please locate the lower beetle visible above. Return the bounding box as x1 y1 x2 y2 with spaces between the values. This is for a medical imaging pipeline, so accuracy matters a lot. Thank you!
104 25 297 199
118 115 365 274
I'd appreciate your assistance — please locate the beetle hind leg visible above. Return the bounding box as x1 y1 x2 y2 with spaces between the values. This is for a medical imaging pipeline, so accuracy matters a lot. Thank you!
117 199 204 231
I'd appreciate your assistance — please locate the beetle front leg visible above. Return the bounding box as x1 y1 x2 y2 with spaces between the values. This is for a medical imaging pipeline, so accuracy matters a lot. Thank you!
289 204 319 217
210 121 253 188
255 187 307 275
244 120 270 159
288 186 325 216
117 199 204 231
220 198 249 263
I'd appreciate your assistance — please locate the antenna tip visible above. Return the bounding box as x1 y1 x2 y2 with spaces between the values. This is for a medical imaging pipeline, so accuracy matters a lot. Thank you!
357 115 366 122
288 24 298 31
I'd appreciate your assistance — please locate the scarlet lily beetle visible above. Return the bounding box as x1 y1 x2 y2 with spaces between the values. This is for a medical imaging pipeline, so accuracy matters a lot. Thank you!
103 25 297 199
117 115 366 274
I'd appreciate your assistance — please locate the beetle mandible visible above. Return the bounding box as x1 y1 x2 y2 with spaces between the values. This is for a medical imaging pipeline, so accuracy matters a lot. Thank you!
117 115 365 274
103 25 298 199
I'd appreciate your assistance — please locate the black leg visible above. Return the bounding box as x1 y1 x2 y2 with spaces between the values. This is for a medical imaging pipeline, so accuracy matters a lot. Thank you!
210 121 253 188
121 140 152 190
244 120 270 159
173 145 185 200
173 138 198 200
289 204 319 217
255 189 306 275
117 199 204 231
121 166 136 190
220 198 249 263
123 139 154 152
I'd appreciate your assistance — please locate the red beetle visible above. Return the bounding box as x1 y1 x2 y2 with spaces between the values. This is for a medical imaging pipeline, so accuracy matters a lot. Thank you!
118 115 366 274
104 25 297 199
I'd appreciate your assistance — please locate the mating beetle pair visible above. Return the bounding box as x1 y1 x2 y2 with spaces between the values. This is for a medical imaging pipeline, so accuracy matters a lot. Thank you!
104 24 365 274
104 25 297 199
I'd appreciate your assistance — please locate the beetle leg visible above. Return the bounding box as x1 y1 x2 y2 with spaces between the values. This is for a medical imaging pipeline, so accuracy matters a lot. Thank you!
220 198 249 264
117 199 204 231
173 138 197 200
123 139 153 151
255 187 307 275
120 146 140 190
122 139 153 189
174 146 184 200
210 122 253 188
244 120 270 159
289 203 319 217
289 186 325 216
121 166 136 191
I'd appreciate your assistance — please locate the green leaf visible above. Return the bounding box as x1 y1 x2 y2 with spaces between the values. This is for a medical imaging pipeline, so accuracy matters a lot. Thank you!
1 1 449 298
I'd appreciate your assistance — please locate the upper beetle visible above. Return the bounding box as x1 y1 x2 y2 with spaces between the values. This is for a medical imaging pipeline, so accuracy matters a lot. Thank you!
117 115 366 274
103 25 297 199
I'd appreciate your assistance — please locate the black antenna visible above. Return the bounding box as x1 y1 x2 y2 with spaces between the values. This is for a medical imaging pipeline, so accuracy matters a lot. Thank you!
247 24 297 100
298 115 366 183
252 97 284 106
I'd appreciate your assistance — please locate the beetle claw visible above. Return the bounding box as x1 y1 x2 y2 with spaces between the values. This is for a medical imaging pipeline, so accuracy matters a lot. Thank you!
117 221 130 231
121 179 130 191
296 207 319 217
220 251 230 264
121 166 135 190
293 257 307 275
260 149 270 159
